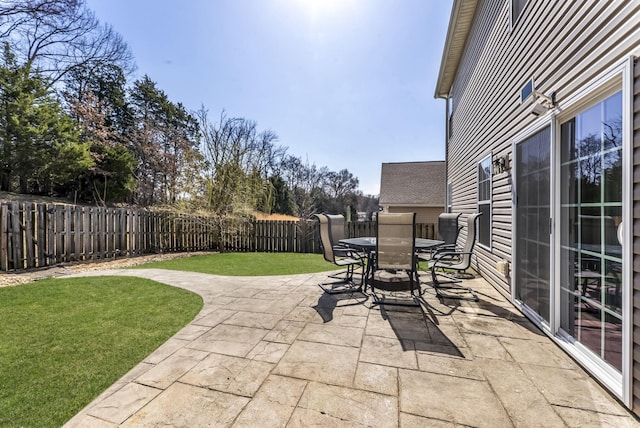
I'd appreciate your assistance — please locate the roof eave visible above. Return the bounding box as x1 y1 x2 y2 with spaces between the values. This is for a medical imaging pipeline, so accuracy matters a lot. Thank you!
434 0 479 99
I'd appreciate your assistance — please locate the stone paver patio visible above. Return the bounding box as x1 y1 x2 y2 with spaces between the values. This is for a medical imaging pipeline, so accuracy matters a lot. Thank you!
63 269 639 427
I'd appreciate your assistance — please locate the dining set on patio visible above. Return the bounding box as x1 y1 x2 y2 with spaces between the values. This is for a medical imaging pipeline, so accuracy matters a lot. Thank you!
313 211 483 307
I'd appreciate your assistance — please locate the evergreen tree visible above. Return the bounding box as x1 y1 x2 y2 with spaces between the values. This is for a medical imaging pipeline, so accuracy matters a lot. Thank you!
0 43 92 195
258 175 295 215
128 75 199 206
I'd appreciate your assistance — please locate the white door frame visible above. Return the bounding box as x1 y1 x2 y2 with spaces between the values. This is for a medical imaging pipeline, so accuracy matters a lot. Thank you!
511 57 633 406
511 118 555 333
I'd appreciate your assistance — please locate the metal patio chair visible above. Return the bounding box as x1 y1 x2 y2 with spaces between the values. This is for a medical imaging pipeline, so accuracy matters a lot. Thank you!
368 212 421 307
418 212 461 263
314 213 365 294
429 212 482 301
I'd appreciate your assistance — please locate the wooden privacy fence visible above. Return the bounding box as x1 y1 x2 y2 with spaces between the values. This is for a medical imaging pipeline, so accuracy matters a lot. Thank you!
346 221 435 239
220 220 321 253
221 219 436 252
0 201 436 271
0 202 217 271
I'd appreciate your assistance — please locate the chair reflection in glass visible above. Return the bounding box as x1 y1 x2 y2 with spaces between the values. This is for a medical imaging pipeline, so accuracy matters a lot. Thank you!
368 212 421 307
574 215 622 308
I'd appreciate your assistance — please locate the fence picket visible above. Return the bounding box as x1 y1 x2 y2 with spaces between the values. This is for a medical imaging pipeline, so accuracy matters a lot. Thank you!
11 202 22 269
24 203 35 268
36 204 46 267
0 204 7 270
46 204 54 265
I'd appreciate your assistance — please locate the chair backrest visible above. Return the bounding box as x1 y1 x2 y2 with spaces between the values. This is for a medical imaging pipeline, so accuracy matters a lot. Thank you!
462 213 482 256
313 214 335 263
445 213 482 270
327 214 347 243
438 212 461 245
376 212 416 271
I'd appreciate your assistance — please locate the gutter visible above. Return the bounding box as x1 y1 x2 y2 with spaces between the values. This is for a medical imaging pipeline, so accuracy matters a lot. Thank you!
434 0 479 99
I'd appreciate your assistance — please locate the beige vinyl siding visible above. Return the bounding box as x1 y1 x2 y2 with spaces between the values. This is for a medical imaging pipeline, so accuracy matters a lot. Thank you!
447 0 640 295
632 58 640 414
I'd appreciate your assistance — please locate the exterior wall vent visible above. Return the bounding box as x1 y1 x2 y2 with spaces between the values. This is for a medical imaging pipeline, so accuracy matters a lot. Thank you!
520 79 534 103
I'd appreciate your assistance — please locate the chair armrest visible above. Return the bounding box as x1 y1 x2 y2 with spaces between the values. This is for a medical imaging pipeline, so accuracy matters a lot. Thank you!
334 247 365 260
334 247 352 256
417 244 455 259
434 244 456 252
431 251 473 269
432 251 473 265
433 250 473 258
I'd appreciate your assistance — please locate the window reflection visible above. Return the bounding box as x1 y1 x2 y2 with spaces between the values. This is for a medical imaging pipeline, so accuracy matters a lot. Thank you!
477 157 491 247
559 91 622 372
603 151 622 202
515 127 551 322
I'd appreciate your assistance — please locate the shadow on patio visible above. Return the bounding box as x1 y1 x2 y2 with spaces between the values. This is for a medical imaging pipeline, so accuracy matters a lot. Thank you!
65 269 638 427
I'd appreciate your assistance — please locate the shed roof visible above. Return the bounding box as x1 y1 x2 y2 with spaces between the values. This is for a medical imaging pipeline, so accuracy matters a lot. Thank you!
434 0 478 99
379 161 446 207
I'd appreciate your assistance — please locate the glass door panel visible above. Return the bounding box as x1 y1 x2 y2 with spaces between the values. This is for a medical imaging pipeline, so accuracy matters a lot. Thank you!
515 126 551 322
559 91 623 372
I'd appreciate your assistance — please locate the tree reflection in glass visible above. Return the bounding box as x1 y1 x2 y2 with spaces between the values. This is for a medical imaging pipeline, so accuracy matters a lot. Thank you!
559 90 622 372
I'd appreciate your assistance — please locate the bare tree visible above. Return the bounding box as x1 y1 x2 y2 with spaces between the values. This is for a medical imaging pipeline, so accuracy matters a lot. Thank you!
323 169 359 200
0 0 134 85
197 108 282 250
279 155 325 219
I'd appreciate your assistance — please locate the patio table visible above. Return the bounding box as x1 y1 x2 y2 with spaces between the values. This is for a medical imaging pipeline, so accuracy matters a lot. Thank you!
339 237 443 252
339 237 444 292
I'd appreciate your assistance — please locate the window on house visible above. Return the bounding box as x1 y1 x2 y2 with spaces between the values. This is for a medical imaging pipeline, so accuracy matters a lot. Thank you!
512 0 528 26
477 156 491 247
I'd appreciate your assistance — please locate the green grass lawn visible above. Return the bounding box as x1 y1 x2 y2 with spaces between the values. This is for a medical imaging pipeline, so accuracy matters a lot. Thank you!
0 276 202 428
134 252 340 276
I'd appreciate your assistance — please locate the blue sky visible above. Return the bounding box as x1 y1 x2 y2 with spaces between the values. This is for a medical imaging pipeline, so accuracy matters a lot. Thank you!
85 0 452 195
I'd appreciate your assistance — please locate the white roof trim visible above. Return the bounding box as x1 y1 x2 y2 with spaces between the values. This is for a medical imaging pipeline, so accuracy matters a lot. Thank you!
434 0 479 99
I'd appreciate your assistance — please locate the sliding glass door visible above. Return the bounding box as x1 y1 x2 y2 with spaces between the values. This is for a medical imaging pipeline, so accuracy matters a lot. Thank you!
514 126 551 323
512 61 631 403
558 91 623 371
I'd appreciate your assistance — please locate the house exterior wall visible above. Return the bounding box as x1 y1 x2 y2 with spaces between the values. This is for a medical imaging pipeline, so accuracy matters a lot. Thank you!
447 0 639 293
444 0 639 411
386 206 442 226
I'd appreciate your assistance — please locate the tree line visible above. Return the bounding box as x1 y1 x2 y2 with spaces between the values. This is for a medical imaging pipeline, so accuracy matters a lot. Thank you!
0 0 379 223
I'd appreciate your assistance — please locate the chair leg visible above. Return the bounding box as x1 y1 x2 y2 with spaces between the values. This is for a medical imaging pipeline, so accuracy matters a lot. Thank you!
371 273 421 307
327 264 354 281
319 263 365 295
430 267 478 302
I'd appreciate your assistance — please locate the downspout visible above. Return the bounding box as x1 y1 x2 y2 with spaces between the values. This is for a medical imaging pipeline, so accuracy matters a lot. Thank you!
444 95 450 213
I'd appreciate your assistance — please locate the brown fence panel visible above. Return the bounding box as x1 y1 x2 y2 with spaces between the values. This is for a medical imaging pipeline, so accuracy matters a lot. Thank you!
415 223 436 239
0 200 434 271
346 221 435 240
0 202 219 271
347 221 375 238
